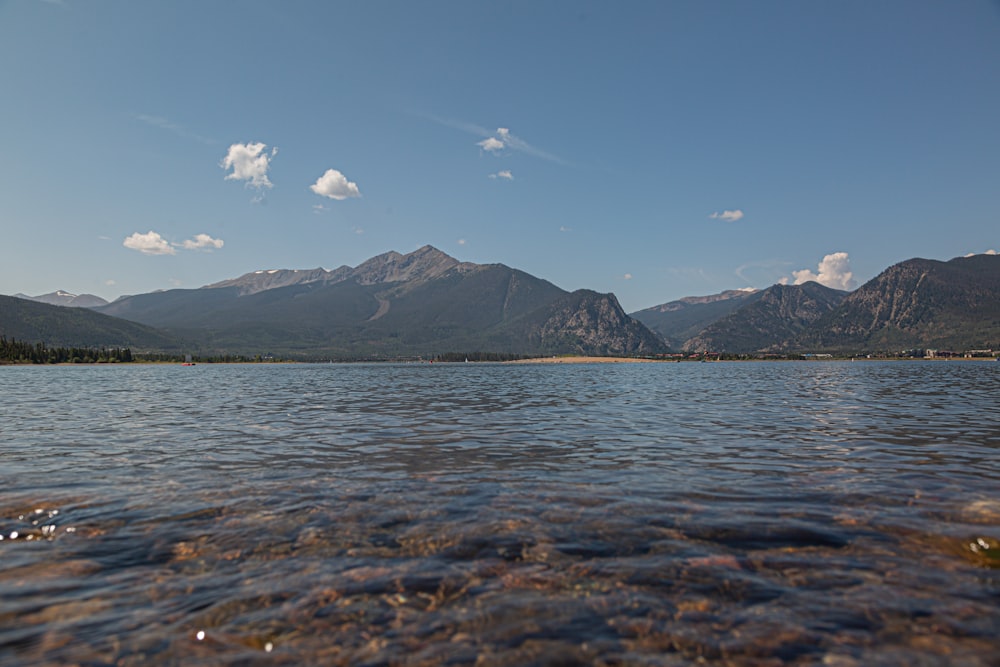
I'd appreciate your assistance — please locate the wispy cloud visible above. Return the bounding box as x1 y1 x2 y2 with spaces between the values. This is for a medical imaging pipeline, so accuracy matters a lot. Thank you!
135 114 214 144
710 209 744 222
734 259 789 286
559 225 571 232
782 252 857 290
489 170 513 180
310 168 361 200
478 126 568 165
420 113 569 165
123 231 176 256
221 142 277 191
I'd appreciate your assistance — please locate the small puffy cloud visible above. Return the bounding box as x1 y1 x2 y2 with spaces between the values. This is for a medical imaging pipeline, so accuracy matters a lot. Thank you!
710 209 744 222
989 249 999 255
221 142 277 189
123 231 176 255
457 238 467 246
105 279 116 286
124 231 225 255
181 233 224 251
489 170 513 180
310 168 361 200
623 273 633 280
789 252 857 290
559 225 571 232
477 137 505 152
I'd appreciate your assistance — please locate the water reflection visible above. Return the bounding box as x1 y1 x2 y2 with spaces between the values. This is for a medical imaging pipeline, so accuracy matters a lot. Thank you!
1 362 998 664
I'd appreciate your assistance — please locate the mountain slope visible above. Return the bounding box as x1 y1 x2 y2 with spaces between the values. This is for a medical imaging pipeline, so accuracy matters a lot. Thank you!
0 295 179 350
630 289 761 348
96 246 664 358
683 282 848 353
795 254 1000 351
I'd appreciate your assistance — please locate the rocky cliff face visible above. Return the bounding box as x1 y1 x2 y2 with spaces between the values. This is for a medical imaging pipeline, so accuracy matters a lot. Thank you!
536 291 665 356
798 254 1000 350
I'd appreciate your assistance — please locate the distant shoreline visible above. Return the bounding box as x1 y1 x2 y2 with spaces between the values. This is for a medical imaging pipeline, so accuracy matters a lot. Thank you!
504 355 997 364
506 356 662 364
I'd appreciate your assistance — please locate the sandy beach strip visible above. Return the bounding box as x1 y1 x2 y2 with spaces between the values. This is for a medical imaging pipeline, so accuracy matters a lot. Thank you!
506 356 660 364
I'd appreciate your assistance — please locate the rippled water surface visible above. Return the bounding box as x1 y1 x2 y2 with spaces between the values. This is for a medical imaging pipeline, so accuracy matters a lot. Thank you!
2 361 998 665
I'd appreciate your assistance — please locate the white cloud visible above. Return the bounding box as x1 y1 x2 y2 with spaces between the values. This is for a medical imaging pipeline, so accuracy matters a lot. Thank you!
180 233 224 251
105 279 116 286
789 252 857 290
489 170 513 180
123 231 176 255
710 209 744 222
124 231 225 255
623 273 633 280
989 249 999 255
471 125 567 164
457 238 467 246
559 225 571 232
310 168 361 200
221 142 277 189
477 137 505 152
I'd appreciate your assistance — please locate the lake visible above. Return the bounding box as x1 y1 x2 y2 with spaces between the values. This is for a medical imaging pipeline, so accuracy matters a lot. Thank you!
1 361 998 665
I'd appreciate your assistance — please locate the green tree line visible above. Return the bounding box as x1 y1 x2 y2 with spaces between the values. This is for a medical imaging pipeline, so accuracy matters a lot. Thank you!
0 336 134 364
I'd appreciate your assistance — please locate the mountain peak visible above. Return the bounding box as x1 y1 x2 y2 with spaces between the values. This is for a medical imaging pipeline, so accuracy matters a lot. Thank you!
351 246 461 285
15 291 109 309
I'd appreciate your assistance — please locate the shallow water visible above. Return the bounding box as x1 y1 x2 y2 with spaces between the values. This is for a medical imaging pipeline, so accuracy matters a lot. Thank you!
1 361 998 665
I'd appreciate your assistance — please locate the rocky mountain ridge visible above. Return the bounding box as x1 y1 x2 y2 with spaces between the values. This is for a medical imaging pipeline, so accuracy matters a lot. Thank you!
91 246 663 358
632 254 1000 354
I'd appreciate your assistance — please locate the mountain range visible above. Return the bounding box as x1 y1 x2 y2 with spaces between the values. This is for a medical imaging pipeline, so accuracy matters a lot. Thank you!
14 290 109 308
3 248 998 358
631 254 1000 354
86 246 662 358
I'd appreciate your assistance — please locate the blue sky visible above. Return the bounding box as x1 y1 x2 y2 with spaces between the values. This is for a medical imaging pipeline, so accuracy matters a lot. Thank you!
1 0 998 312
